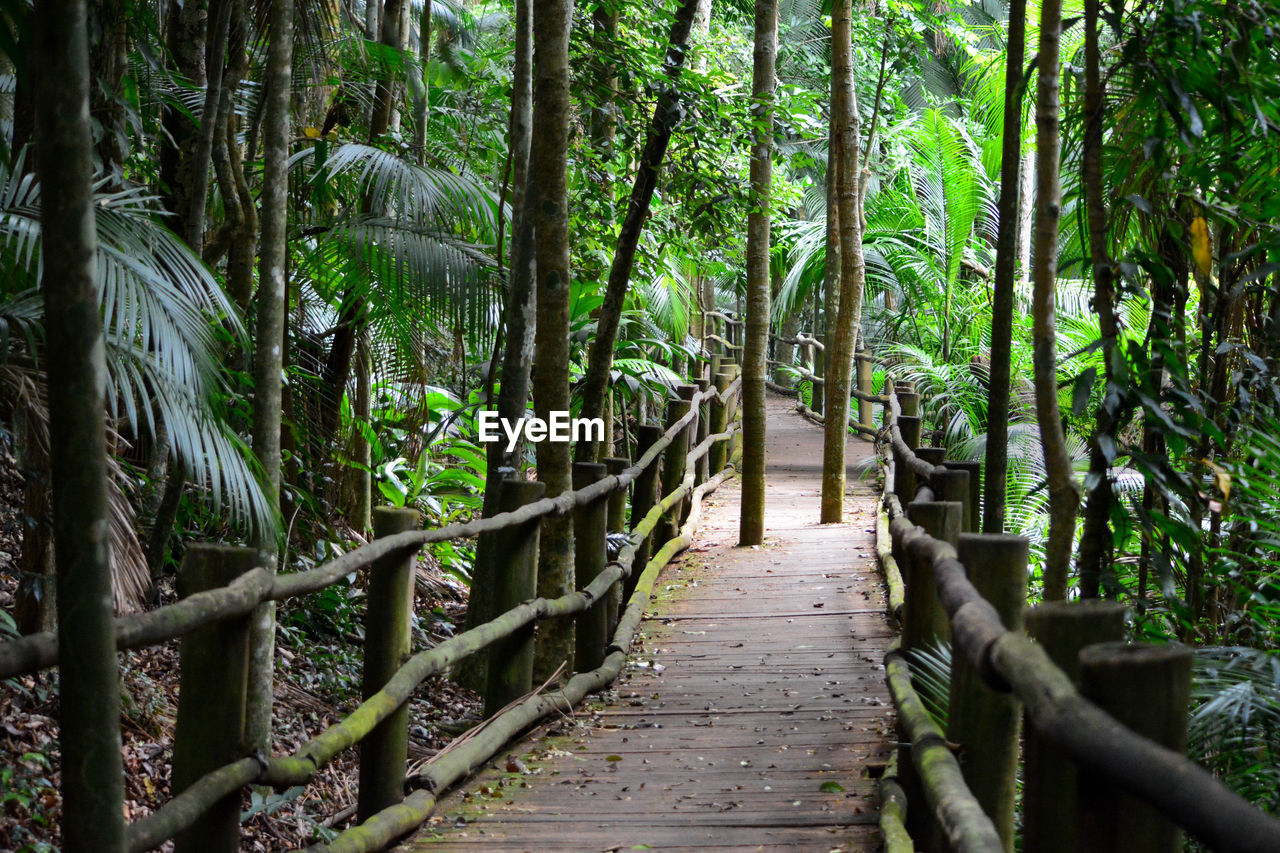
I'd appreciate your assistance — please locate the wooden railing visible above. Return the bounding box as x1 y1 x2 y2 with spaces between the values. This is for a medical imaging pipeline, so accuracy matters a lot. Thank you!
0 366 744 853
857 362 1280 853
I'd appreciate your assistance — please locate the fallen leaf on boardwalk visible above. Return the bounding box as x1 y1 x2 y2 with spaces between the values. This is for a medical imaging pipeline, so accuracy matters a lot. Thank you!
819 781 845 793
605 755 623 762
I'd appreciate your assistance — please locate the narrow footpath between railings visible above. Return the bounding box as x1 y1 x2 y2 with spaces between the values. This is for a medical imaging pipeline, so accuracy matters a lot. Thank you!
409 392 895 851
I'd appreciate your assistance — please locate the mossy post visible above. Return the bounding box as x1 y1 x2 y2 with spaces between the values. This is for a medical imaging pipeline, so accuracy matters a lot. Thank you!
931 467 972 533
656 395 691 545
573 462 610 671
916 447 945 468
898 390 920 418
902 500 960 652
812 333 825 415
629 424 662 599
1078 643 1191 853
710 371 732 474
1022 600 1126 853
856 349 874 431
894 415 922 500
676 383 698 523
172 545 257 853
695 376 710 486
483 479 545 716
358 507 420 822
943 460 982 535
604 456 629 634
949 533 1028 851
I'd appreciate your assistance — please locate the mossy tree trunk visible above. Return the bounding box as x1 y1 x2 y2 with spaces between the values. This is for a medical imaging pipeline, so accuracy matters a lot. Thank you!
33 0 127 843
1030 0 1079 599
819 0 866 524
246 0 293 753
530 0 576 681
738 0 776 545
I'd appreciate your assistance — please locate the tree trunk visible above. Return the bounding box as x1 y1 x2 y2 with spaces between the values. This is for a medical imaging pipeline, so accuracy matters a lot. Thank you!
410 0 431 163
739 0 777 545
573 0 703 462
819 0 866 524
981 0 1026 535
1076 0 1120 598
159 0 207 243
1030 0 1079 600
246 0 293 753
33 0 127 843
530 0 575 682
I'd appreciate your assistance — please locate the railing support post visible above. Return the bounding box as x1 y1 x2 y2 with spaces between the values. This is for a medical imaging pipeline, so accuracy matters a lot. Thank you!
172 545 257 853
629 424 662 599
483 480 546 716
916 447 945 469
894 415 922 500
573 462 610 672
358 506 420 822
710 372 732 475
812 334 825 415
694 376 710 486
898 390 920 418
1078 643 1192 853
931 467 972 533
604 457 629 635
949 533 1028 851
901 500 960 652
856 349 874 431
943 460 982 534
1022 600 1126 853
656 394 692 545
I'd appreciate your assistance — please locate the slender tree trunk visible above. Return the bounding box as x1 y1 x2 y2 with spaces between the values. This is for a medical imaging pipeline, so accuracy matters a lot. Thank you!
1030 0 1078 600
461 0 533 669
33 0 126 844
371 0 408 138
530 0 576 681
246 0 293 753
819 0 866 523
410 0 431 163
982 0 1026 535
573 0 702 462
1076 0 1120 598
159 0 207 242
739 0 777 545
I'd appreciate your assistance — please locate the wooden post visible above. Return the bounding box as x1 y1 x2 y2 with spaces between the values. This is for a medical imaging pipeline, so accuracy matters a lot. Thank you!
710 372 732 474
812 333 825 415
172 545 257 853
856 349 874 431
604 457 629 635
916 447 945 468
1023 601 1126 853
358 506 420 821
483 480 546 716
1077 643 1191 853
894 415 922 500
901 500 960 652
948 534 1028 851
898 391 920 418
574 462 610 671
943 460 982 536
694 376 710 486
931 467 972 533
629 424 662 599
656 395 692 544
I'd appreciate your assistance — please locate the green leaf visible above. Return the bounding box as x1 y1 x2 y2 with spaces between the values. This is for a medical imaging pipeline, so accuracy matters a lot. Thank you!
819 781 845 793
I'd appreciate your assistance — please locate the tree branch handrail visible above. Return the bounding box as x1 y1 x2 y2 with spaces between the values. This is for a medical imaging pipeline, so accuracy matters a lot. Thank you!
0 378 742 680
122 413 744 852
872 367 1280 853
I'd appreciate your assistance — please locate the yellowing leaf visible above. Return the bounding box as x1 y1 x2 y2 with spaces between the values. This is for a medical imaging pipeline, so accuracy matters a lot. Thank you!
303 126 321 138
1190 216 1212 278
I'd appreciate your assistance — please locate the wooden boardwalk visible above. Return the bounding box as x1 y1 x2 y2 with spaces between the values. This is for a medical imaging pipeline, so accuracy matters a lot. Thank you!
409 394 895 851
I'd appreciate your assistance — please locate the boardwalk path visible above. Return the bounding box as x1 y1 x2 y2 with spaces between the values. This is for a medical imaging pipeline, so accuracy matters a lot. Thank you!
409 394 895 851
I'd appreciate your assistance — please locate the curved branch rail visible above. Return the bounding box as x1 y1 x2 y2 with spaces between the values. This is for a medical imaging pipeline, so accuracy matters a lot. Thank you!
871 370 1280 853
